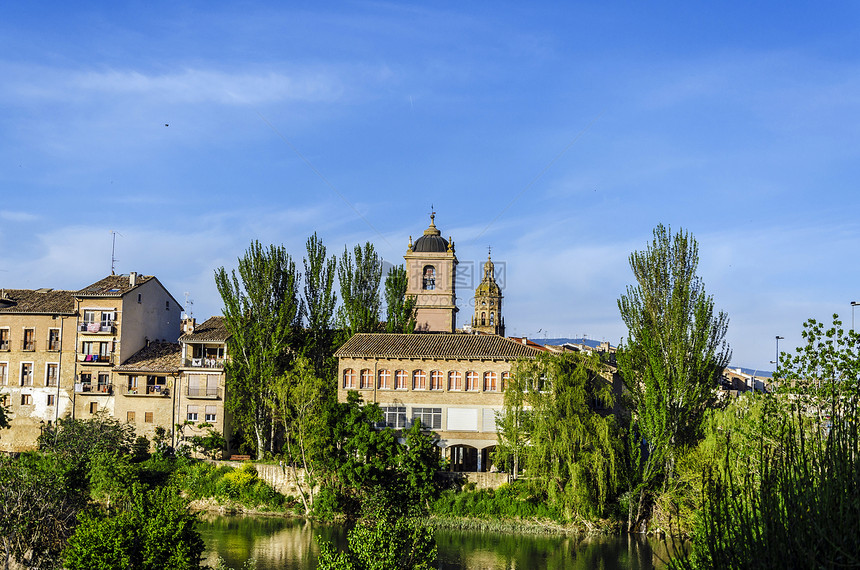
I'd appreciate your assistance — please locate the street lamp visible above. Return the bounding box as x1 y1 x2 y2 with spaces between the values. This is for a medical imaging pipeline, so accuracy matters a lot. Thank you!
774 335 784 378
852 301 860 332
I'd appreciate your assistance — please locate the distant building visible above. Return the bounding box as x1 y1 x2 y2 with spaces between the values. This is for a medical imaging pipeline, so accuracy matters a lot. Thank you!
405 213 458 333
471 251 505 336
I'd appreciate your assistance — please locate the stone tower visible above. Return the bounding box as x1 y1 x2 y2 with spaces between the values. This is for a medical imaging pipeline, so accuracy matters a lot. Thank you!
404 213 458 332
472 249 504 336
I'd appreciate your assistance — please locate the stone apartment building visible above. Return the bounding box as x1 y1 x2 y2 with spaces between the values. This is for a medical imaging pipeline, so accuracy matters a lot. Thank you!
0 273 230 454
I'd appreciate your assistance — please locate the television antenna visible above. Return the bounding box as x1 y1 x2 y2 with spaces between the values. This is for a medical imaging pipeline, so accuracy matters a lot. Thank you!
183 292 194 319
110 230 123 275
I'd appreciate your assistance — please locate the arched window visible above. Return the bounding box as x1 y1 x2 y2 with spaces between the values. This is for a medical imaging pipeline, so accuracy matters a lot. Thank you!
483 371 497 391
489 312 495 325
430 370 443 390
422 266 436 290
394 370 407 390
481 312 486 325
413 369 426 390
378 369 391 389
343 368 356 389
466 371 478 391
448 371 462 391
360 369 373 389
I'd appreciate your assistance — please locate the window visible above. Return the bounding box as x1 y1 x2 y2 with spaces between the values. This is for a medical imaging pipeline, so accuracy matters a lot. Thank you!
0 394 7 407
448 371 462 391
360 369 373 389
89 402 98 414
23 328 35 351
81 341 94 356
483 371 498 392
144 412 153 423
411 408 442 430
79 373 92 385
394 370 407 390
0 329 8 351
97 373 110 392
137 294 141 304
343 368 356 389
430 370 443 390
46 364 58 387
466 371 478 391
412 370 426 390
380 406 407 428
83 310 97 324
47 394 55 406
166 301 170 311
127 411 135 422
490 312 495 325
48 329 60 350
205 405 216 422
501 371 510 391
21 394 32 406
422 266 436 290
378 369 391 389
0 362 7 385
100 312 115 331
187 405 199 422
98 341 110 358
481 312 486 325
20 363 33 386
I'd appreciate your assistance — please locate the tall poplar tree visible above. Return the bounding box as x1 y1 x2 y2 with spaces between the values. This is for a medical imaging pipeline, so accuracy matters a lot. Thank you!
215 241 300 458
337 242 383 336
616 224 730 530
384 264 416 333
302 233 338 377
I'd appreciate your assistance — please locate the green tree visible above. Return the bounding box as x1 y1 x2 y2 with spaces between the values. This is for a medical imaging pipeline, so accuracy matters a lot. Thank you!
0 453 87 570
38 411 135 465
273 355 330 515
495 370 531 480
302 233 339 378
502 352 623 521
64 484 205 570
384 264 416 333
215 240 301 458
395 420 442 509
338 242 383 335
616 224 730 531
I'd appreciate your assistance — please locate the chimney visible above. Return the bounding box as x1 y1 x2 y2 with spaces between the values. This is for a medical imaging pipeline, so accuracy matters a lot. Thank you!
129 272 137 287
521 337 528 345
182 317 196 334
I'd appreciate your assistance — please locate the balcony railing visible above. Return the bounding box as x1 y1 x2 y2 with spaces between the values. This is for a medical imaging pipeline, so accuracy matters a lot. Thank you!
74 383 113 395
48 341 61 351
121 385 170 397
22 341 35 351
79 354 113 364
0 341 8 351
186 386 221 399
78 323 115 334
188 358 225 369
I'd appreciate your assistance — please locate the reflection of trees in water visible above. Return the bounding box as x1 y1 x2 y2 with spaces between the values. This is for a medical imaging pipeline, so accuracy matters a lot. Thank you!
200 515 678 570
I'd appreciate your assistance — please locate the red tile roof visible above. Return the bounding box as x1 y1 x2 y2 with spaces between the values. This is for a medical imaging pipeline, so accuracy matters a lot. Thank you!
76 274 154 297
335 333 543 360
0 289 76 314
179 316 230 343
114 341 181 373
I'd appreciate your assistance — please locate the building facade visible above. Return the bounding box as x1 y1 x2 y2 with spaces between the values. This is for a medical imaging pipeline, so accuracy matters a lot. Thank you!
335 333 543 471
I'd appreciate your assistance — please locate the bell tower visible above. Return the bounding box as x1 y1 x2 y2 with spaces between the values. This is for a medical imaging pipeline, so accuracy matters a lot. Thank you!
404 213 458 332
472 249 504 336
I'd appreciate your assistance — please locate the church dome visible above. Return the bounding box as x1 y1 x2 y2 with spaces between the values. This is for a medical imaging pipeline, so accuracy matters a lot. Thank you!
412 213 450 253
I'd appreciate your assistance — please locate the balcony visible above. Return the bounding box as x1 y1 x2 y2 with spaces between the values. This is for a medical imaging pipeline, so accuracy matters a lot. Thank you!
121 385 170 397
22 341 35 351
187 357 225 369
78 323 116 334
78 354 113 364
186 386 221 399
0 341 8 351
74 383 113 395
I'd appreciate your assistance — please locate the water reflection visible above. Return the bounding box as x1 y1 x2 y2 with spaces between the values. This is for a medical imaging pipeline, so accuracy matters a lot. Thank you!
198 514 675 570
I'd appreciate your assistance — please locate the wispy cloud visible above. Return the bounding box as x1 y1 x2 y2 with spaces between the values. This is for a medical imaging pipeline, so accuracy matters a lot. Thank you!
0 210 39 222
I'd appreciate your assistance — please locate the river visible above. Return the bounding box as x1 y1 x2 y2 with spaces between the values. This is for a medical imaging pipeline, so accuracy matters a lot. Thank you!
198 514 679 569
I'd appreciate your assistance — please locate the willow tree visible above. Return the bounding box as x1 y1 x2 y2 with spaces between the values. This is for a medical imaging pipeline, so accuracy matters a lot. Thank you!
498 352 623 521
337 242 383 335
617 224 730 531
215 241 300 458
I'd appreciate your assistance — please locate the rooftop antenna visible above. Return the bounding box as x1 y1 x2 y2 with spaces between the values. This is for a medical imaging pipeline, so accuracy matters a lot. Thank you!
183 292 194 319
110 230 123 275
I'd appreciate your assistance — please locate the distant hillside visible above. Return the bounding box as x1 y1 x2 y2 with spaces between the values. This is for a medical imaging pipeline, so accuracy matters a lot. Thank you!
533 338 773 377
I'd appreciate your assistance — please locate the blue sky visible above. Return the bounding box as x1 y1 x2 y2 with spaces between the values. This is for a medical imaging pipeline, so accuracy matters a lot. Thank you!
2 1 860 370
